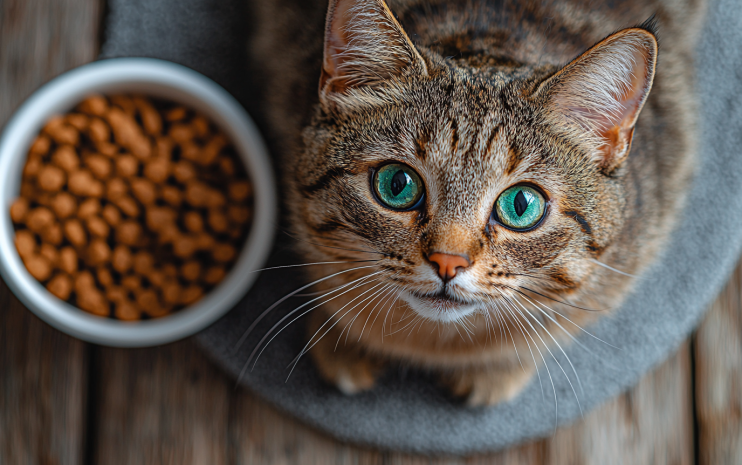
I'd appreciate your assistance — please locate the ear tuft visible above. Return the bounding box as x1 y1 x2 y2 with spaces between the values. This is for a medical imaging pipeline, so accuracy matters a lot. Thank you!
321 0 427 103
542 28 657 172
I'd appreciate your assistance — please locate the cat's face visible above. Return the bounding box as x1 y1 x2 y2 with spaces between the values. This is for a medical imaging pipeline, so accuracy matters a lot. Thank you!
291 0 655 325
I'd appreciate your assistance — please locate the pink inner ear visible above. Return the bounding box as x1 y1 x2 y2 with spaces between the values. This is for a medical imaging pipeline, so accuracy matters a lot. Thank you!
322 0 356 86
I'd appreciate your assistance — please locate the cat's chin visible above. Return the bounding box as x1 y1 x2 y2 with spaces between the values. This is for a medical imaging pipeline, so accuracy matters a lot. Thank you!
401 291 479 323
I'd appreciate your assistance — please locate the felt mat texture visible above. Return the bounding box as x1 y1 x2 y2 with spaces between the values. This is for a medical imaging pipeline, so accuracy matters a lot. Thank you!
101 0 742 454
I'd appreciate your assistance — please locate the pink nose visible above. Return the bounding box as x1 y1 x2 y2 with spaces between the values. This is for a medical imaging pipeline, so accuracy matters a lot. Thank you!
427 253 470 281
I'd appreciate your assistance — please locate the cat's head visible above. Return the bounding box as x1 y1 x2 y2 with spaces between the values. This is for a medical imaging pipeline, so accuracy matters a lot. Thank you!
291 0 657 323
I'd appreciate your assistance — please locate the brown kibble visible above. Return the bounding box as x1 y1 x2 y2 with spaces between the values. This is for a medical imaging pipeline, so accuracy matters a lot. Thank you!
228 181 252 202
46 273 73 300
87 117 110 143
162 281 181 304
15 230 37 259
116 221 142 246
59 247 78 274
173 160 196 183
160 185 182 207
78 95 108 117
86 239 111 266
24 255 52 281
77 288 109 316
86 155 112 179
180 286 204 305
133 251 154 275
66 113 89 131
23 155 43 178
183 211 203 233
122 274 141 291
185 181 209 207
96 142 118 157
218 157 235 176
63 219 87 247
194 233 215 251
30 135 51 155
51 192 77 219
74 270 95 292
69 170 103 197
130 177 156 205
86 216 110 238
203 266 226 285
37 165 66 191
111 245 133 273
157 224 180 245
106 178 128 201
166 106 187 122
180 261 201 282
173 235 197 258
115 196 140 218
106 286 127 303
110 95 136 115
41 223 63 246
115 300 140 321
115 154 139 177
102 204 122 226
20 182 36 198
135 289 160 313
26 207 55 234
208 210 228 233
200 133 227 166
10 198 30 224
145 206 176 231
143 157 170 183
106 107 151 159
133 97 163 136
213 243 237 262
39 243 58 266
205 189 226 208
191 115 210 138
168 124 194 144
44 116 79 146
180 142 200 163
77 198 100 219
147 269 165 287
228 205 251 224
155 137 174 159
97 267 114 287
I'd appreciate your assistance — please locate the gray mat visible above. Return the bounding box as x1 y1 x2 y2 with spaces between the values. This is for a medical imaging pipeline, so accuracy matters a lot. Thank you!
101 0 742 455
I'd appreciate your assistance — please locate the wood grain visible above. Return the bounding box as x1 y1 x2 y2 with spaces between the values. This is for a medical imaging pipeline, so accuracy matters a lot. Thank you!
696 257 742 465
91 341 231 464
0 0 99 464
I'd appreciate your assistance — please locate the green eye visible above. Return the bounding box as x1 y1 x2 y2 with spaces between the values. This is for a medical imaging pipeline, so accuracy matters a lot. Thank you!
373 164 424 210
494 185 546 230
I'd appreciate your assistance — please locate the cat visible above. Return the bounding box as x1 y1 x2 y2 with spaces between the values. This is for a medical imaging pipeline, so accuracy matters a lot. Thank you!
245 0 706 405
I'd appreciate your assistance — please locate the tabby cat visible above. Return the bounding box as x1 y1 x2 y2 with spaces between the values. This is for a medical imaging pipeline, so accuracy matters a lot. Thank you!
247 0 705 405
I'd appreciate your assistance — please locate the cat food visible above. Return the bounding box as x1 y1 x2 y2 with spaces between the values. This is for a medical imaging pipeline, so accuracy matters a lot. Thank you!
11 94 253 320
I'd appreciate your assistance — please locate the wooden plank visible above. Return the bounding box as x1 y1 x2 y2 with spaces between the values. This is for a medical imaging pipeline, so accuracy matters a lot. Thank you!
0 0 100 464
696 257 742 465
92 341 231 464
227 343 692 464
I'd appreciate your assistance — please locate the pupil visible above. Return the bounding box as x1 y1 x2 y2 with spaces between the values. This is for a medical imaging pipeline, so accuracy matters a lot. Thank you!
513 190 529 217
390 170 408 197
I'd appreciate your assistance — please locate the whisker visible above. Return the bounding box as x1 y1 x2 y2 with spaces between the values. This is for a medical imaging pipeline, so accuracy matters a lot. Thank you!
504 284 604 313
589 258 636 278
358 285 396 342
252 259 379 273
233 264 379 353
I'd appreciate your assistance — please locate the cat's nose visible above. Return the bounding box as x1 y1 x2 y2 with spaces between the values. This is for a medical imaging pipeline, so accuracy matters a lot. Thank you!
427 253 470 281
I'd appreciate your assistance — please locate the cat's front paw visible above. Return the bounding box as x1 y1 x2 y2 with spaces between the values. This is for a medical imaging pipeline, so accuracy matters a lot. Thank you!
441 364 535 407
308 312 385 395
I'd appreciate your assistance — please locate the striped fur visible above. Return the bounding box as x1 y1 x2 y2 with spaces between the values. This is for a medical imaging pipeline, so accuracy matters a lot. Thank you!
248 0 706 405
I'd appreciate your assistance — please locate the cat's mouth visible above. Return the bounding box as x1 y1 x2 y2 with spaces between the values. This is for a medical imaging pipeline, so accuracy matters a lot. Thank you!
402 290 479 322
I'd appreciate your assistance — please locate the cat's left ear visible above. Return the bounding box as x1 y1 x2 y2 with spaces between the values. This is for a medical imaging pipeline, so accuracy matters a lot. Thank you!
540 27 657 172
320 0 428 111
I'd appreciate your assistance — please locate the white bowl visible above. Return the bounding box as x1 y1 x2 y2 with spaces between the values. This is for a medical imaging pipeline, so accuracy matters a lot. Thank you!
0 58 277 347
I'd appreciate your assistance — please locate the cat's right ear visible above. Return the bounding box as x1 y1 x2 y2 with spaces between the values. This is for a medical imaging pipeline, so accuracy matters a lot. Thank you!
320 0 428 111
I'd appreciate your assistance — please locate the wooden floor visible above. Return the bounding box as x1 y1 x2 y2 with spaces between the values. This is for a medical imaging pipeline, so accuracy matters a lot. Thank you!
1 0 740 463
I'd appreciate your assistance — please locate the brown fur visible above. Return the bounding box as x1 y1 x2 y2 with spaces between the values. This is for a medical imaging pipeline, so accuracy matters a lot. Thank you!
247 0 707 405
